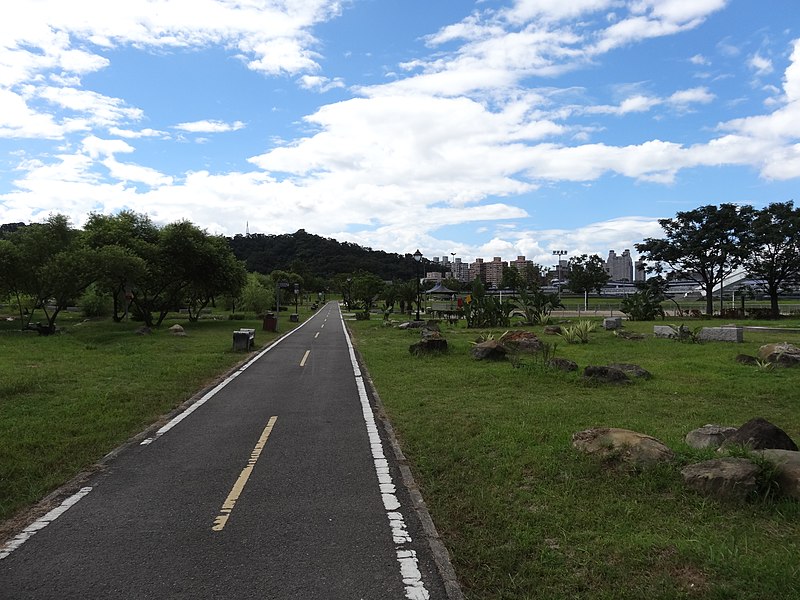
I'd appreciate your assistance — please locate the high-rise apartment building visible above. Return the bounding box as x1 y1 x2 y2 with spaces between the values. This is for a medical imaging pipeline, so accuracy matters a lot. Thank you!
605 249 633 282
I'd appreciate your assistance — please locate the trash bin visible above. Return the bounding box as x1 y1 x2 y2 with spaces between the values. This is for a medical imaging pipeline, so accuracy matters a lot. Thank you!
263 312 277 332
289 313 299 323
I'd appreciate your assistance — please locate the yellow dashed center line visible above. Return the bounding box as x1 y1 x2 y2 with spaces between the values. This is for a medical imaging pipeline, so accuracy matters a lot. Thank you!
212 416 277 532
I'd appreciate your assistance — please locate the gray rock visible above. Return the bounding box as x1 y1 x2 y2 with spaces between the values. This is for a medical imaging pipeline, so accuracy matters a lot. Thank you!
685 424 738 450
608 363 652 379
547 357 578 372
543 325 562 335
500 331 542 354
572 427 675 468
603 317 623 330
757 342 800 367
135 326 152 335
754 449 800 501
470 340 507 361
697 326 743 343
654 325 677 339
681 458 760 501
582 365 630 384
720 417 798 452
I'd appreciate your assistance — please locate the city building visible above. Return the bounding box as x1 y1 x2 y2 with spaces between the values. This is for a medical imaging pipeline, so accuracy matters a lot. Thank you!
634 259 646 282
484 257 506 289
468 258 486 285
450 257 470 283
605 249 633 282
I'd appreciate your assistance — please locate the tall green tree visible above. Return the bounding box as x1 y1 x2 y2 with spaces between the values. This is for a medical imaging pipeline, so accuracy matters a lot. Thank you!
500 265 524 291
636 204 753 316
351 272 386 316
566 254 610 295
84 211 158 321
5 214 100 332
742 201 800 318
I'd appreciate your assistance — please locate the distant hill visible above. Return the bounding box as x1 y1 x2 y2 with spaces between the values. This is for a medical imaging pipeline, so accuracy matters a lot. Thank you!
227 229 441 281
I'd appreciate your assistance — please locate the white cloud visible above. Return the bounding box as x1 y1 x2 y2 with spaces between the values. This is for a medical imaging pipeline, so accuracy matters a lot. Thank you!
748 53 774 76
298 75 346 92
0 89 64 138
173 120 246 133
689 53 710 66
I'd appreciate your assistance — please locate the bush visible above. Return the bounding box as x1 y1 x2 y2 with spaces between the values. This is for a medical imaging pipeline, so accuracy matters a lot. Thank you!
79 286 112 318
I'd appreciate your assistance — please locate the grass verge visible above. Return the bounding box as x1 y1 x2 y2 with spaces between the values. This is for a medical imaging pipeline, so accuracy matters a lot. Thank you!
351 316 800 599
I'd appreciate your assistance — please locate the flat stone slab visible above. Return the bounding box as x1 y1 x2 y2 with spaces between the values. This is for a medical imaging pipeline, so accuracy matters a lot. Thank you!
698 326 743 343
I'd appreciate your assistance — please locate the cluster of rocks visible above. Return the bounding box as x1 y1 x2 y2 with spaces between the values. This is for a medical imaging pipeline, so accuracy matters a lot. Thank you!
572 417 800 502
737 342 800 367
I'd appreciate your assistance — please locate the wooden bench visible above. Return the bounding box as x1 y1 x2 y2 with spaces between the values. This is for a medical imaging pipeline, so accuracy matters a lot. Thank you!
232 328 256 351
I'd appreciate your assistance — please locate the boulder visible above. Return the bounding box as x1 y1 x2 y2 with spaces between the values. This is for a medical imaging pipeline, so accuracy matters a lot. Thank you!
720 417 798 452
755 449 800 501
681 458 760 501
470 340 507 361
135 326 152 336
547 357 578 372
409 338 448 356
543 325 562 335
582 365 630 384
500 331 542 353
685 424 738 450
572 427 675 467
420 325 442 340
603 317 623 330
757 342 800 367
398 320 426 330
615 331 645 340
607 363 652 380
169 324 186 336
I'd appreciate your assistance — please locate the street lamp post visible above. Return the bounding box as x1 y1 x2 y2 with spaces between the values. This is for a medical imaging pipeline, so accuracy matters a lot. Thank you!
413 249 423 321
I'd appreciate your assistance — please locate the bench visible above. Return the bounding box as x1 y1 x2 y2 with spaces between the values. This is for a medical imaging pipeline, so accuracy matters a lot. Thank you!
232 328 256 351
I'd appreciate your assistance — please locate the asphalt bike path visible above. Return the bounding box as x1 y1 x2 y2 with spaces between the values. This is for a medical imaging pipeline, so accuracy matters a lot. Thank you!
0 302 449 599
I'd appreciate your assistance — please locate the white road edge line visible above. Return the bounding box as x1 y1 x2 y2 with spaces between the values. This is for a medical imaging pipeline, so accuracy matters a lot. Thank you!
0 487 93 561
140 313 314 445
339 303 430 600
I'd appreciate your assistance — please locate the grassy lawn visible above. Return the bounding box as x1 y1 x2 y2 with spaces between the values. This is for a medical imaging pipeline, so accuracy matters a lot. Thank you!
350 316 800 599
0 309 303 525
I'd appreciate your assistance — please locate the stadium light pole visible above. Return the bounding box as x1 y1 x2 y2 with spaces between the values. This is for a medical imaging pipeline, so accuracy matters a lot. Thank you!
413 249 423 321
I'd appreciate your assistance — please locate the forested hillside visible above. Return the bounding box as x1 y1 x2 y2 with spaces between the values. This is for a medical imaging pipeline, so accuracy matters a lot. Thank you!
228 229 437 281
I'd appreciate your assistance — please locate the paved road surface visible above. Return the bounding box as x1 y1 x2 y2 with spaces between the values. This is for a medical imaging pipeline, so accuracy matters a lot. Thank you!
1 302 451 599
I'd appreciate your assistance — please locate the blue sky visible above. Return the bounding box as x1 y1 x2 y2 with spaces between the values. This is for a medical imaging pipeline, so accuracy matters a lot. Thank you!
2 0 800 268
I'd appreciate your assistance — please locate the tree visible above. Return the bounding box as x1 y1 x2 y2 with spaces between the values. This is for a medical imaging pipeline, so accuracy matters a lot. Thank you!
183 236 247 321
500 265 524 291
351 272 386 316
566 254 610 295
83 211 157 322
742 201 800 318
636 204 753 316
240 273 275 314
5 215 101 333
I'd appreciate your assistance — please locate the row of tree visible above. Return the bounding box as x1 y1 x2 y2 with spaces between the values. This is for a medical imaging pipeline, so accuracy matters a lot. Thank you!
637 202 800 318
0 212 247 331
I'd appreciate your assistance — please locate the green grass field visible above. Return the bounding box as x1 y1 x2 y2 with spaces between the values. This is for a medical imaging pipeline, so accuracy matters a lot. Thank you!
351 316 800 599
